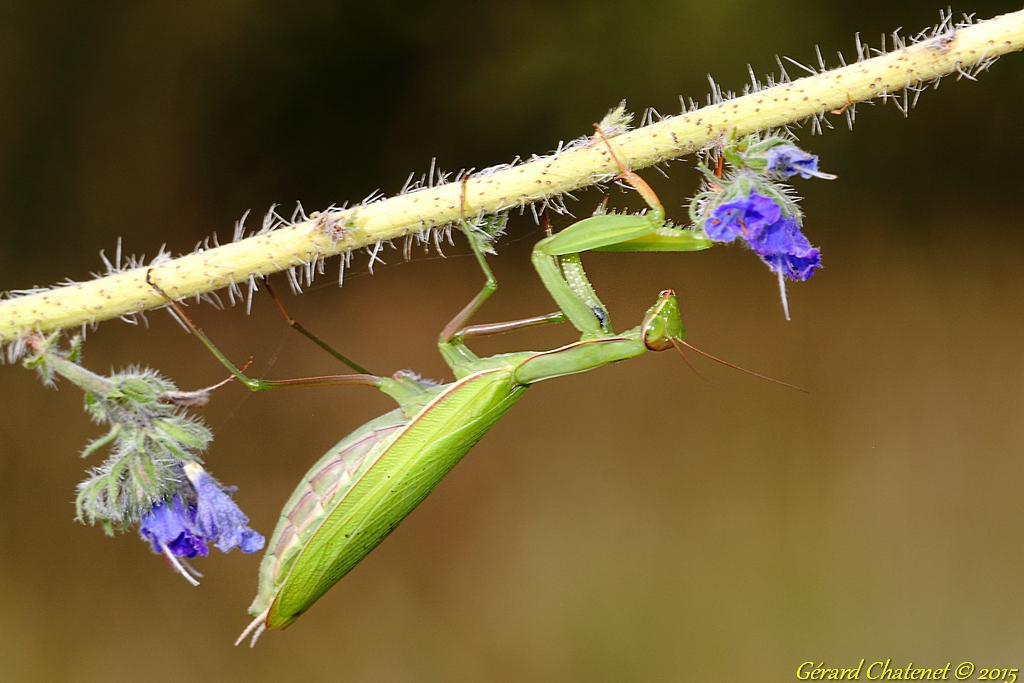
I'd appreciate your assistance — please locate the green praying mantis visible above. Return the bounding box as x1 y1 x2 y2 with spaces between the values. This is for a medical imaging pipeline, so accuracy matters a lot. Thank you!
150 130 797 646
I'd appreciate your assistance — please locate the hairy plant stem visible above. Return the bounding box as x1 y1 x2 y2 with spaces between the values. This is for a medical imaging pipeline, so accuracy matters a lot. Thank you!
2 8 1023 343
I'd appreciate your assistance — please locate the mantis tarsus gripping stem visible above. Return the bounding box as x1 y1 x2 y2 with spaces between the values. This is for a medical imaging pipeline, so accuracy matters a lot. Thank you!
593 124 665 220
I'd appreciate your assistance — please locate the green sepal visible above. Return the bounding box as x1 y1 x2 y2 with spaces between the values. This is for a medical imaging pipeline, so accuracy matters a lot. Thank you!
114 375 167 405
80 424 120 459
151 416 212 451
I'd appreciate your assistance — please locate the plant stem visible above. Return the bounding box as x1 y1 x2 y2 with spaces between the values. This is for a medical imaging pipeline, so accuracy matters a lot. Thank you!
2 9 1023 343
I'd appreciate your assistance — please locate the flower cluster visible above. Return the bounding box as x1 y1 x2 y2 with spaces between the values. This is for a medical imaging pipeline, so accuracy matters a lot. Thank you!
705 193 821 281
689 135 833 318
23 333 263 584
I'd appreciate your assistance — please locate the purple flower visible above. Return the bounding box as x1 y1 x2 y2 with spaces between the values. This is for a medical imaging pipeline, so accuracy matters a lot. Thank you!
748 214 807 254
752 217 821 282
705 192 822 283
184 463 265 554
139 494 208 558
765 145 836 180
761 250 821 281
705 193 781 243
138 464 264 585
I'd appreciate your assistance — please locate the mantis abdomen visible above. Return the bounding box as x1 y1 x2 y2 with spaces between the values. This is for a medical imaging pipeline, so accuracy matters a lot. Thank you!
253 368 528 628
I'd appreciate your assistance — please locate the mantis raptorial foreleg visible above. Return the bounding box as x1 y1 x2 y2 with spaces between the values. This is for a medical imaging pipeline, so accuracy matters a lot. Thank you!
527 126 712 338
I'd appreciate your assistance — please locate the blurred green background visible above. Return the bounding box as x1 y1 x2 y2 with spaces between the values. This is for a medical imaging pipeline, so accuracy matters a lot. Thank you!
3 1 1024 681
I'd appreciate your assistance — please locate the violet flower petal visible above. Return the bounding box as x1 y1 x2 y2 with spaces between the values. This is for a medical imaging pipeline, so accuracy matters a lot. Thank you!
749 217 822 281
748 216 811 255
765 145 835 180
138 495 208 558
185 463 265 554
705 193 781 243
761 248 822 281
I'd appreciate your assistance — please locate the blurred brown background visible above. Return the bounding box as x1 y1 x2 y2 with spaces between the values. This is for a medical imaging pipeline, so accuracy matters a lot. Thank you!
2 1 1024 681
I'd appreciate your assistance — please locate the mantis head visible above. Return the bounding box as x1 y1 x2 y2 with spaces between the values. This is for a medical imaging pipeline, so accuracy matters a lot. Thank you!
642 289 808 392
641 290 686 352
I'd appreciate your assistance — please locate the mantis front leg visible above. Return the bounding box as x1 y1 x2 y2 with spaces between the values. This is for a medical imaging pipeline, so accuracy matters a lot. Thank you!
529 126 713 338
446 128 710 353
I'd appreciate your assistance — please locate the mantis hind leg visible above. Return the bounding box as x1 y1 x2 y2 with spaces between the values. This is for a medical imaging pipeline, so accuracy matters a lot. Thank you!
261 278 372 375
146 271 380 393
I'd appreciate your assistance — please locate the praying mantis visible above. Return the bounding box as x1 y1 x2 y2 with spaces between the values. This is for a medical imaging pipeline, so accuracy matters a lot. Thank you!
151 130 790 646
